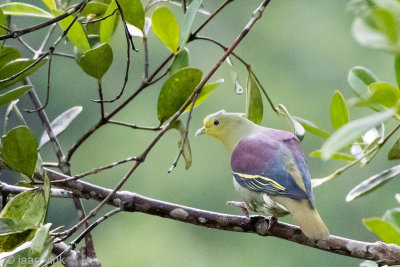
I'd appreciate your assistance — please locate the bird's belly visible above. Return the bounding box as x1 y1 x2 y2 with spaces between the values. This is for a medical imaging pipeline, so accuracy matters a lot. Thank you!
233 177 289 217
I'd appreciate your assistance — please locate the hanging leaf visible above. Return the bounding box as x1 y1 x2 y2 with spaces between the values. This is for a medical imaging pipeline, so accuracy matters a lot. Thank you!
170 120 192 171
363 218 400 245
1 126 38 177
157 67 202 123
79 43 113 79
0 47 20 69
277 105 305 141
246 72 263 125
352 7 399 52
180 0 202 47
184 79 224 112
39 106 82 148
100 0 119 43
309 150 355 161
388 135 400 160
226 57 243 94
321 109 395 160
348 66 379 97
53 9 91 53
170 47 190 76
0 8 5 36
346 165 400 202
0 85 31 108
0 58 47 90
373 0 400 17
330 90 349 129
151 7 179 53
0 3 53 19
292 116 331 138
118 0 145 30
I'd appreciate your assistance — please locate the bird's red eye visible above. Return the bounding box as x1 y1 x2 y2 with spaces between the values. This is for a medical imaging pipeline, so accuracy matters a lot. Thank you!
214 120 219 126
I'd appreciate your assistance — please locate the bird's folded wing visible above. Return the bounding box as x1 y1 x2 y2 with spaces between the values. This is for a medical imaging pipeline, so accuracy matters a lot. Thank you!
231 133 312 201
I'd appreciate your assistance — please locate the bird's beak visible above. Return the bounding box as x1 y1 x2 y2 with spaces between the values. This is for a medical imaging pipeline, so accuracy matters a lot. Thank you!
195 126 206 136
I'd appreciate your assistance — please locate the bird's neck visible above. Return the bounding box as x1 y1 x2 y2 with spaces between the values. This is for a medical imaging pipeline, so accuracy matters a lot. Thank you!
219 123 260 154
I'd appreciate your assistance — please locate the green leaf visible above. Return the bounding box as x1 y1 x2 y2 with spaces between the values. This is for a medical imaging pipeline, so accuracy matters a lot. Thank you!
373 0 400 17
100 0 119 43
383 208 400 230
330 90 349 129
292 116 331 138
363 82 400 108
0 85 31 107
31 223 51 255
348 66 379 97
0 58 47 90
53 9 91 53
0 190 46 227
309 150 355 161
42 0 56 10
388 135 400 160
346 165 400 201
0 3 53 19
39 106 82 148
151 7 179 53
79 43 113 79
180 0 202 47
170 47 189 76
277 105 305 141
0 47 20 69
352 7 399 52
157 67 202 123
81 1 109 17
184 79 223 112
363 217 400 245
321 109 395 160
0 218 36 236
396 55 400 89
0 8 6 36
1 126 38 177
246 73 263 125
119 0 145 30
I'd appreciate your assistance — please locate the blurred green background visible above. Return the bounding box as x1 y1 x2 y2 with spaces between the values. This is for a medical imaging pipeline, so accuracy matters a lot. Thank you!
5 0 400 266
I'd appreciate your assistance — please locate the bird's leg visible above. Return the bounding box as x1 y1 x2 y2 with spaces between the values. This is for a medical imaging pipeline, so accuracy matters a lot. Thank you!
268 216 277 231
226 201 250 222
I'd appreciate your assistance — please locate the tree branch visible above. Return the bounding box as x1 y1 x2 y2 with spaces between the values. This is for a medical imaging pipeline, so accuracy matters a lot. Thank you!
42 171 400 266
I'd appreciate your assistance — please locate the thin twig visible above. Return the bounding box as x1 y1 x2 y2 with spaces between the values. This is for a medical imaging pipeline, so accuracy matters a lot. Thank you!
98 80 105 119
46 208 121 267
108 120 162 131
380 123 400 146
36 24 57 58
190 0 234 38
66 54 174 162
183 0 187 13
17 36 36 53
82 8 118 24
49 156 140 184
143 34 149 80
169 0 272 172
93 0 136 103
0 1 86 40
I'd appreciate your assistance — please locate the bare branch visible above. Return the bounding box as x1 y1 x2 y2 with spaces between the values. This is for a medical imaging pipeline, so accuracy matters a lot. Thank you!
45 172 400 266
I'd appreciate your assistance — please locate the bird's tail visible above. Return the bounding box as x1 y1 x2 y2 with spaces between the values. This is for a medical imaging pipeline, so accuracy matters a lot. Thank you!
273 197 330 240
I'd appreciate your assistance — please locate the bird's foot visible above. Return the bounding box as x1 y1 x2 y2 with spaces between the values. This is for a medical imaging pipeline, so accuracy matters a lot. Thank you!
226 201 250 222
268 216 277 231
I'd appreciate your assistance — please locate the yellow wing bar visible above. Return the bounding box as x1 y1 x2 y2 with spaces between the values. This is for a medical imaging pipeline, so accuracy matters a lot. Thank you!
232 171 286 191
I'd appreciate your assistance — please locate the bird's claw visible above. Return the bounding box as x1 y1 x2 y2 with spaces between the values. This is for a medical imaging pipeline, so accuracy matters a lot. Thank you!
268 216 277 231
226 201 250 222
